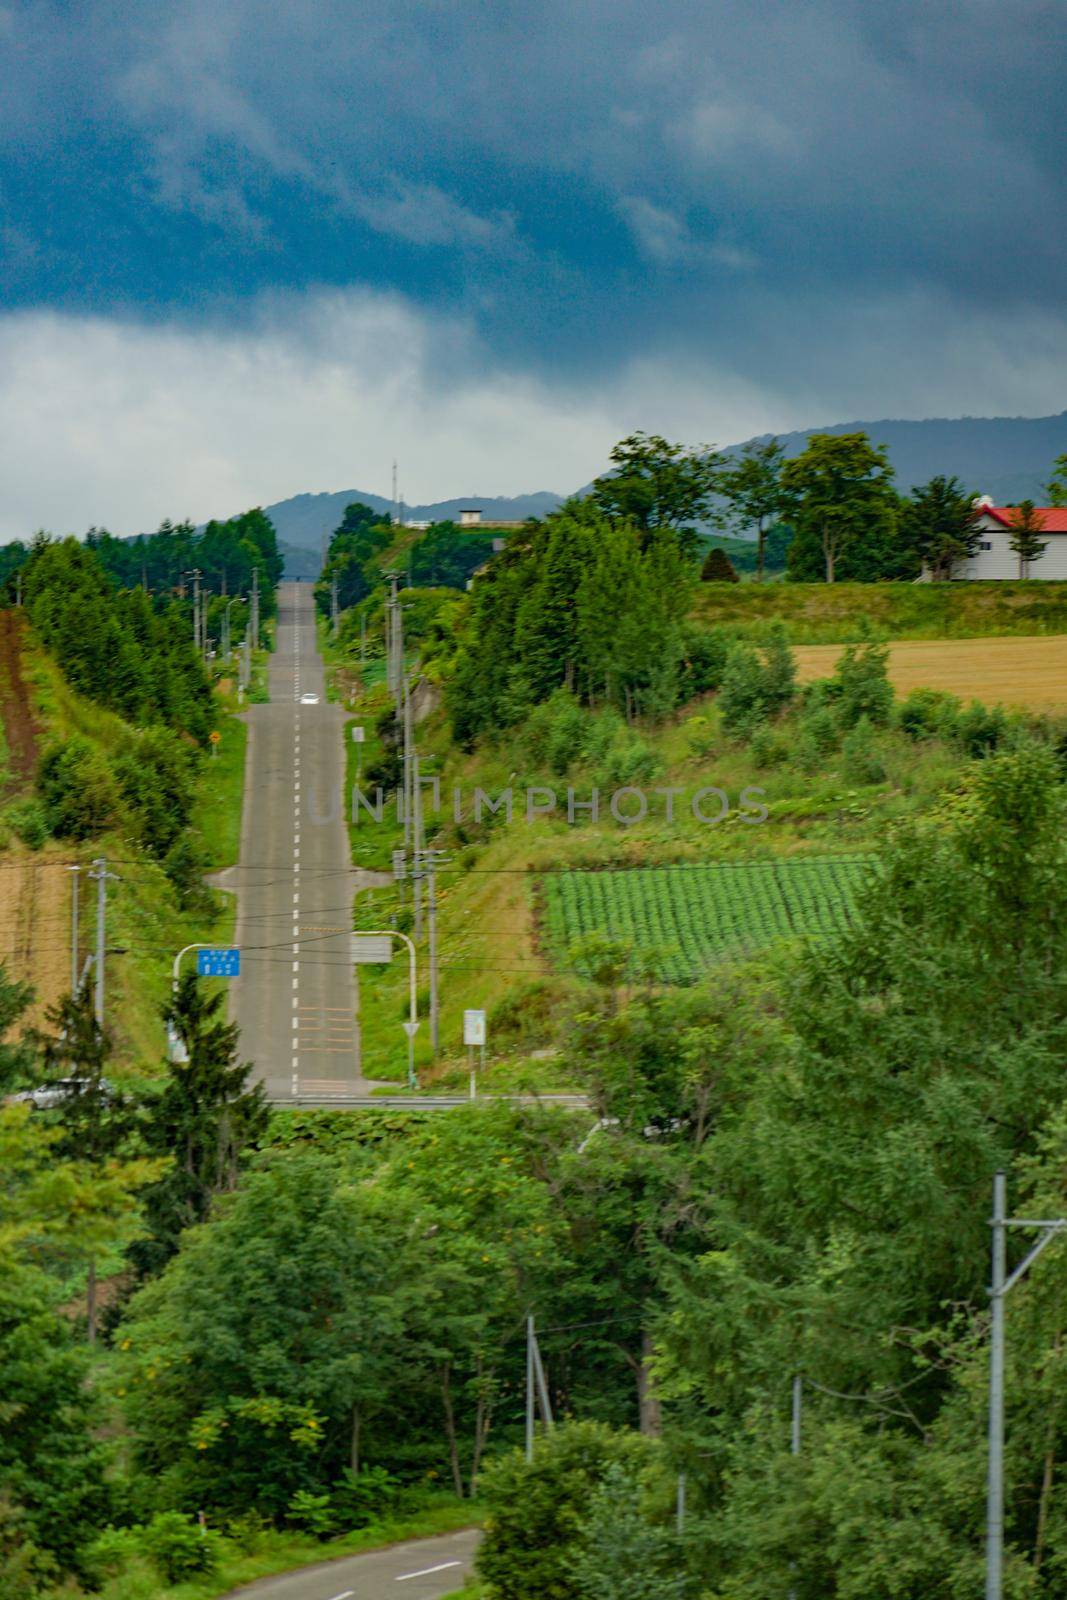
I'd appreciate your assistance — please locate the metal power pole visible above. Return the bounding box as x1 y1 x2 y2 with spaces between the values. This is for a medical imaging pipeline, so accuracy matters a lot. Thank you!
251 567 260 652
412 754 424 942
526 1315 536 1463
788 1375 802 1600
987 1172 1007 1600
88 857 115 1026
426 849 440 1056
330 575 339 631
190 569 201 655
985 1173 1067 1600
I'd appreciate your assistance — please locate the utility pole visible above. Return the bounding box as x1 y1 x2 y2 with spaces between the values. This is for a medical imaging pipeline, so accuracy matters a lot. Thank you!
15 571 22 607
330 575 339 632
402 668 414 862
66 864 80 993
360 608 367 665
88 857 116 1027
426 848 440 1056
985 1172 1067 1600
392 458 398 527
525 1315 554 1463
787 1374 803 1600
251 567 260 652
412 754 424 942
190 569 202 656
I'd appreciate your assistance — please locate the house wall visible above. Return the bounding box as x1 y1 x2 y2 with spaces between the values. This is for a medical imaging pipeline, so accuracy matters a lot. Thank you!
956 515 1067 580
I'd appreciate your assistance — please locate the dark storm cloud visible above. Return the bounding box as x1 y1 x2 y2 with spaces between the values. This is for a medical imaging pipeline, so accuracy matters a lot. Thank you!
0 0 1065 538
2 0 1063 345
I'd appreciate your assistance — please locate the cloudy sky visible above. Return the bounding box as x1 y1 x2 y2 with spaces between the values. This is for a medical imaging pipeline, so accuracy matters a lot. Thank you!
0 0 1064 537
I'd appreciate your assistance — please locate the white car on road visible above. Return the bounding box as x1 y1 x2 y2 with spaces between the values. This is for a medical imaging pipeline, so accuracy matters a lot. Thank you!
299 692 319 704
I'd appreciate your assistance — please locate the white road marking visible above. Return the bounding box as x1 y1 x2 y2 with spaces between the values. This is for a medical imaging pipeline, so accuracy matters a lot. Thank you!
292 960 299 973
292 978 299 990
325 1591 354 1600
396 1561 462 1581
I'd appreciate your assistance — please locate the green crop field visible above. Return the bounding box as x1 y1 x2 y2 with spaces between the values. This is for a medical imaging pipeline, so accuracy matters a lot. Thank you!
543 855 877 982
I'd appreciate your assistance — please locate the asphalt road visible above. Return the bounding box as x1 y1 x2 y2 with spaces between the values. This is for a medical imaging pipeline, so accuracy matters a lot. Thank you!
226 582 383 1099
225 1527 481 1600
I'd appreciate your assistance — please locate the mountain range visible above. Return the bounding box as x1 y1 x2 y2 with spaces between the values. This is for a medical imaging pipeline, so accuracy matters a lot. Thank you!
265 410 1067 574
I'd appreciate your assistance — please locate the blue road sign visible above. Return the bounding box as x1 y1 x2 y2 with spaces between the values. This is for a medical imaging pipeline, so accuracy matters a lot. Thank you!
197 947 241 978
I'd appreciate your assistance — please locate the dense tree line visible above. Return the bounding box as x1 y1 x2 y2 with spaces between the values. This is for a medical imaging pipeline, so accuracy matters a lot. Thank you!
21 538 213 738
87 509 283 629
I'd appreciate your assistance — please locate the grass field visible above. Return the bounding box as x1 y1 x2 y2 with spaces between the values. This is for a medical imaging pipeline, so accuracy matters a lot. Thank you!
543 856 875 983
793 634 1067 710
691 580 1067 641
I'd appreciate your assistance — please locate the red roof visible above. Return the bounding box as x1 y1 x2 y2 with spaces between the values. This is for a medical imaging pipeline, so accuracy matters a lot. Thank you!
983 506 1067 533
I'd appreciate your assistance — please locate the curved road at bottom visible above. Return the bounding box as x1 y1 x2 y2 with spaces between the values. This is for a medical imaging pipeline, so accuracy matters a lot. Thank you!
225 1528 481 1600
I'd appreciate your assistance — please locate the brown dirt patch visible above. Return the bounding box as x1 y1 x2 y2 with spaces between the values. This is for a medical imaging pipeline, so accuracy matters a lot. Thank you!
792 634 1067 711
0 608 41 795
0 854 71 1030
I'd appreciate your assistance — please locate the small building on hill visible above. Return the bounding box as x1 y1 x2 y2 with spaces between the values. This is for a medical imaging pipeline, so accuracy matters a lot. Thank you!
957 502 1067 579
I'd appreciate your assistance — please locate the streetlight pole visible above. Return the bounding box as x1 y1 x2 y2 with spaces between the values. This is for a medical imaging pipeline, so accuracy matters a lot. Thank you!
222 595 244 663
986 1172 1067 1600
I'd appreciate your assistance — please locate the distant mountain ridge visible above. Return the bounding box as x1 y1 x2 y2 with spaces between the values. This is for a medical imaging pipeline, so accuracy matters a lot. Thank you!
229 409 1067 573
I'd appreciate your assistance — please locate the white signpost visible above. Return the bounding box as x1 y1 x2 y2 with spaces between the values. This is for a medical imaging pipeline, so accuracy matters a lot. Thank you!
464 1008 487 1099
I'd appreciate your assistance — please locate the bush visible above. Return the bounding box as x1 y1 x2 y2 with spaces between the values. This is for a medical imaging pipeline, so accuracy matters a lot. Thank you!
141 1511 219 1583
954 701 1011 758
286 1489 336 1539
569 1464 690 1600
718 628 797 736
37 738 120 839
897 688 961 741
678 624 732 700
164 834 214 914
525 690 589 776
826 637 893 728
477 1421 659 1600
841 716 887 785
331 1465 400 1528
5 799 50 850
798 705 838 757
749 725 788 768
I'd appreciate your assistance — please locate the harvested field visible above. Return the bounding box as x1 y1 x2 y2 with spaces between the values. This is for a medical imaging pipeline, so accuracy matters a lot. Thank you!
0 853 72 1031
793 634 1067 711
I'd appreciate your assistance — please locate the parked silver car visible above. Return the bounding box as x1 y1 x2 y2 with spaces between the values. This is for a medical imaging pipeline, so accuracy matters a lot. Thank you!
12 1077 116 1110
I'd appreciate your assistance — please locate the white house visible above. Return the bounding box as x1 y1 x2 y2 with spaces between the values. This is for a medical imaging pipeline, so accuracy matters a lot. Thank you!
954 500 1067 580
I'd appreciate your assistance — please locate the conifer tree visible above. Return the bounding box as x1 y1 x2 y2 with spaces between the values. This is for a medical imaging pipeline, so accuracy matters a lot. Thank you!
130 973 268 1278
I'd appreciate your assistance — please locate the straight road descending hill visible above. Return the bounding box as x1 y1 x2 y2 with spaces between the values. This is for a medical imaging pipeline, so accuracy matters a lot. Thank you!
230 582 365 1098
226 1528 481 1599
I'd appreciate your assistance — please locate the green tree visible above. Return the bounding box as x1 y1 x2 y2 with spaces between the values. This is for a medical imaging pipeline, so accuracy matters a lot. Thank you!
119 1152 423 1518
570 1464 690 1600
130 973 268 1277
0 964 156 1579
38 988 139 1341
699 546 740 582
781 432 901 583
1008 499 1050 577
899 475 982 580
719 437 787 581
477 1422 660 1600
591 434 723 557
1045 451 1067 506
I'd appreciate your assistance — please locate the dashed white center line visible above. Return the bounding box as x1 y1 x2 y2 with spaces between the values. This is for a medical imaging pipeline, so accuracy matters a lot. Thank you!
396 1562 462 1582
